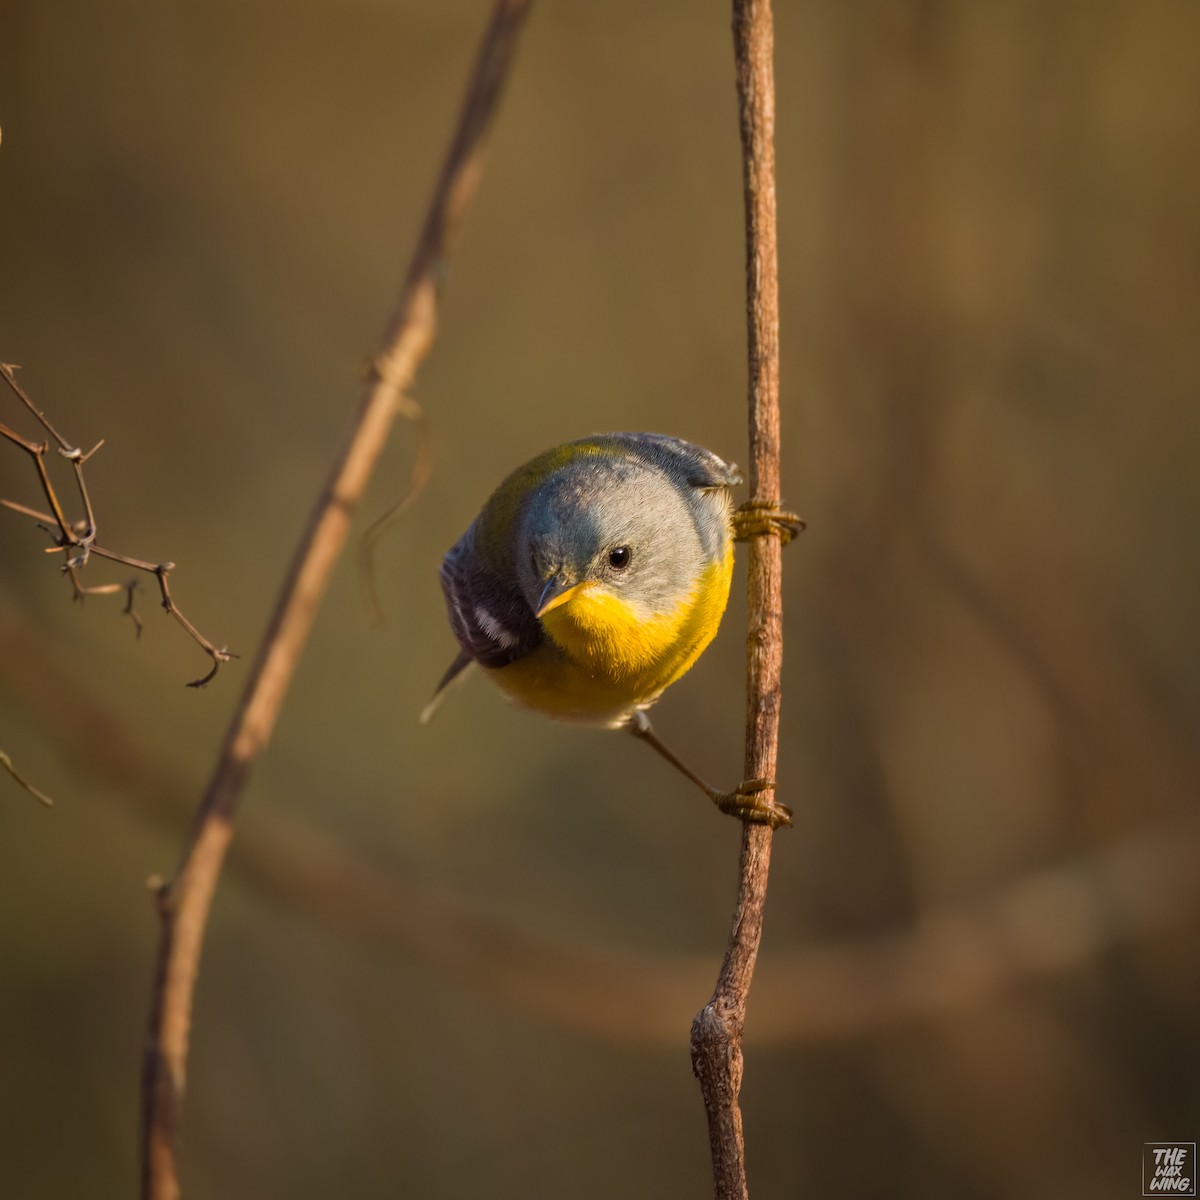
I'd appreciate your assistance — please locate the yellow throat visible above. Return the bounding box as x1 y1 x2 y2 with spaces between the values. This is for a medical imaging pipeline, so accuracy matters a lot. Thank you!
538 549 734 702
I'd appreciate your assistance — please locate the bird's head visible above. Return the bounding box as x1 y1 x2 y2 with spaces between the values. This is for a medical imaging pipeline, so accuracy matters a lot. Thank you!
515 454 724 658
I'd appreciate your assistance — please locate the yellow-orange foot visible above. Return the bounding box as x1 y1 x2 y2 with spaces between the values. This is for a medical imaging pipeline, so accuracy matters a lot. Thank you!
712 777 793 828
733 500 805 545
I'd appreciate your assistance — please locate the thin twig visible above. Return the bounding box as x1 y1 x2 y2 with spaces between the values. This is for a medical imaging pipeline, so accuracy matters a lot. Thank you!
1 364 230 684
2 362 100 554
3 360 74 450
0 747 54 807
691 2 786 1198
358 393 434 626
137 4 534 1197
0 416 76 544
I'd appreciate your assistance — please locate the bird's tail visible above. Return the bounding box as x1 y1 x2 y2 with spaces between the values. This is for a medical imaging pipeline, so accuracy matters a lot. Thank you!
419 650 475 725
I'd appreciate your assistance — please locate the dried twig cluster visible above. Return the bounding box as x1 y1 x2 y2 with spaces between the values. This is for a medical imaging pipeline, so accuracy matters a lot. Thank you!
0 362 232 686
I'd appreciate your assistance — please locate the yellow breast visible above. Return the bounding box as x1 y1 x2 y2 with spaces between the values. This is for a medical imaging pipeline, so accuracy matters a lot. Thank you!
485 548 735 726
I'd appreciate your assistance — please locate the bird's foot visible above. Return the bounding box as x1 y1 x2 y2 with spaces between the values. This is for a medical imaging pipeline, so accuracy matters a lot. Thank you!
733 500 805 545
711 777 793 828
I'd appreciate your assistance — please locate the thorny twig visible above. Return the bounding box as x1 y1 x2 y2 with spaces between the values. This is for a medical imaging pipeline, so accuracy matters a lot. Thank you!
138 3 535 1197
0 362 232 686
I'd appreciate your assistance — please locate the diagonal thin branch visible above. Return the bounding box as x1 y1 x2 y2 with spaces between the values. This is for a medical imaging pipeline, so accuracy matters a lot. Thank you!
691 2 787 1198
3 359 75 451
138 3 535 1197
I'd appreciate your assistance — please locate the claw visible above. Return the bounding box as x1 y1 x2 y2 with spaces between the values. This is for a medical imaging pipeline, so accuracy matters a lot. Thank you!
712 777 793 828
733 500 805 545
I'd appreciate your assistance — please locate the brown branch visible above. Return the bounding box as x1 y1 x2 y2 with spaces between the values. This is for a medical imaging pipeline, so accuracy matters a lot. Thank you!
1 365 230 685
137 3 534 1197
691 2 786 1198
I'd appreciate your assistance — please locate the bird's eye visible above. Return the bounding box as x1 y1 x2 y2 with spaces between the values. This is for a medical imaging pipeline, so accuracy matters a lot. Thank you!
608 545 632 570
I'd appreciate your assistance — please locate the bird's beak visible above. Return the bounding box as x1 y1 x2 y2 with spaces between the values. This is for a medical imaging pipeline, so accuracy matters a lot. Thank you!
535 575 592 618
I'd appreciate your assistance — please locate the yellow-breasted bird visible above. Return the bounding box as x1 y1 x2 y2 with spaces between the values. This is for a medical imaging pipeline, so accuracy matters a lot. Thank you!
425 432 796 826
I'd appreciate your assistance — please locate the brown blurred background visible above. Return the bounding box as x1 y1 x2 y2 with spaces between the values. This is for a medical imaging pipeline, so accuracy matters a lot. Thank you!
2 1 1198 1197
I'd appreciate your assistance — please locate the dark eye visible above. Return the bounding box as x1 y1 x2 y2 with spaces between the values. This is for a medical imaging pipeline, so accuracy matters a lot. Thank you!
608 545 632 570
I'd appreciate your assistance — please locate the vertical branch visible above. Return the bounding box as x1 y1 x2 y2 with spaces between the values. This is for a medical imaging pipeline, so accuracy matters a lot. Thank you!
138 3 534 1197
691 2 785 1199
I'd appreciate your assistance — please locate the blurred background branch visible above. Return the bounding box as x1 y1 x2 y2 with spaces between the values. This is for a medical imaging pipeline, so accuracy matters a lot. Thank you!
5 588 1195 1043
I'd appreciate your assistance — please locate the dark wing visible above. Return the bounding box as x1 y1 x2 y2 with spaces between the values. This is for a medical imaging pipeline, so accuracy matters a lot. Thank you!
438 524 543 669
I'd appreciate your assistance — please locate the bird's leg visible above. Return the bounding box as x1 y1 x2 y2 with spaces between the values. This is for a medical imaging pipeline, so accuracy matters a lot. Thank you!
733 499 805 545
626 711 792 828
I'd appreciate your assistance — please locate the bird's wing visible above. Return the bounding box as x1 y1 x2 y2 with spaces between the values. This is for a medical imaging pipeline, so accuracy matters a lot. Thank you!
437 524 543 669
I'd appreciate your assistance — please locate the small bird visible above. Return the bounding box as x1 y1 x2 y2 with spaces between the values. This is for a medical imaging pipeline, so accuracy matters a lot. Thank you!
426 432 794 826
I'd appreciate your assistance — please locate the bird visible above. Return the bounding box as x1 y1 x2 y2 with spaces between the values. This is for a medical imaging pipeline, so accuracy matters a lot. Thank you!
425 432 796 826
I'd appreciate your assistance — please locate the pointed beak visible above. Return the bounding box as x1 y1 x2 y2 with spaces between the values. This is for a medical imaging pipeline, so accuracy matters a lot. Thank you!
535 575 591 618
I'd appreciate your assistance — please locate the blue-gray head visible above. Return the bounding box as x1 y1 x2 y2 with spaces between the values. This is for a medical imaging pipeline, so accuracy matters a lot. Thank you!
510 434 740 621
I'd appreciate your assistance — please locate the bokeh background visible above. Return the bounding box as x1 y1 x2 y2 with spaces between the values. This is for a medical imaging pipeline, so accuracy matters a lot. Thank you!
2 1 1198 1197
